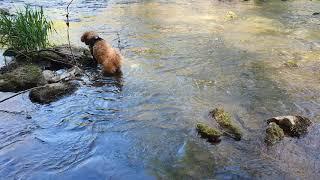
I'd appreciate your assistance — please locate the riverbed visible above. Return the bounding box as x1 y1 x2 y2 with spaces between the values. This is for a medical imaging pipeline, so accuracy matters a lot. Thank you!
0 0 319 179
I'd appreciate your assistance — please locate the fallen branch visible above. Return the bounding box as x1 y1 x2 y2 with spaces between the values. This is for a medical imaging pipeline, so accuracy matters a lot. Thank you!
0 88 31 103
0 109 26 115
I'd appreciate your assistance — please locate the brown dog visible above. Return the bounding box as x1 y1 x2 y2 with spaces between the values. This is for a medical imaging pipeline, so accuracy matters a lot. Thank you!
81 31 122 74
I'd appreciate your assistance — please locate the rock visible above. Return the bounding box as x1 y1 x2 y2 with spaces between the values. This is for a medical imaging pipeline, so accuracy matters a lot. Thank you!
29 82 78 104
42 66 83 84
15 45 95 70
196 123 222 143
0 64 45 92
267 116 312 137
53 45 96 68
265 122 285 146
59 66 83 81
210 108 243 141
3 48 17 57
42 70 60 83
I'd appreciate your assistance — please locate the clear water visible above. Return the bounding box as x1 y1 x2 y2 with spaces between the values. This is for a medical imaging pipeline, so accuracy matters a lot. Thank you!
0 0 320 179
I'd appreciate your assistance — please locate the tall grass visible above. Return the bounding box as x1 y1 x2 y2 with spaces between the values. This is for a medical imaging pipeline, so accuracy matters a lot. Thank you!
0 6 54 53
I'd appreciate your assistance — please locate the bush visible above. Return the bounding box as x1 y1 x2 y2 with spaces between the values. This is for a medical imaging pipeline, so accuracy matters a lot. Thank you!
0 6 54 53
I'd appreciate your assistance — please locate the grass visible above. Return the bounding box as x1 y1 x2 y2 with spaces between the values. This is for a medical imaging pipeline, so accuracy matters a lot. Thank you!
0 6 54 53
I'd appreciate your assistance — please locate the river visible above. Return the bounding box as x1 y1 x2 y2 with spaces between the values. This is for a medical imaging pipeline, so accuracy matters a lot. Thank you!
0 0 319 179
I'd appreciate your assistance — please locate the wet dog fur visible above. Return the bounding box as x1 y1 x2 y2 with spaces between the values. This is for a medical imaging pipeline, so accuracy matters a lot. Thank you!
81 31 122 74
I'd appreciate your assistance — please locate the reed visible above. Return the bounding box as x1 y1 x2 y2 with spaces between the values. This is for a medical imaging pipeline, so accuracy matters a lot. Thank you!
0 6 54 53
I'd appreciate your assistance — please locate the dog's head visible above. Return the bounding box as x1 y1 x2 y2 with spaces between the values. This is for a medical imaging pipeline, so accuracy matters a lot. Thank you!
81 31 99 45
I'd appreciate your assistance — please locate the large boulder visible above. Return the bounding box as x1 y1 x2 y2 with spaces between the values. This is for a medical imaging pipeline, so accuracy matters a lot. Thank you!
265 122 285 146
29 82 78 104
0 64 45 92
210 108 243 141
267 116 312 137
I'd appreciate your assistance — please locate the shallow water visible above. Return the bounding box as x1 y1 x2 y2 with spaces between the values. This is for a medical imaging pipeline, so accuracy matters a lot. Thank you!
0 0 320 179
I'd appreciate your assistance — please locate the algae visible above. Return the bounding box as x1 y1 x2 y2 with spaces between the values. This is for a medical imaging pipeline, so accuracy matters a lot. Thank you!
265 122 284 146
196 123 222 143
210 108 242 141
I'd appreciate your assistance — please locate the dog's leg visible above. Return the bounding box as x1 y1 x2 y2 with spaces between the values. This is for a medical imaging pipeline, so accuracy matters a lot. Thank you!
89 45 98 66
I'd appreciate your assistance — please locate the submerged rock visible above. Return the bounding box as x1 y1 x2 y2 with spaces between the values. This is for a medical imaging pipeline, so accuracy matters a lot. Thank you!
0 64 45 92
196 123 222 143
267 116 312 137
284 60 298 68
29 82 78 104
210 108 242 141
226 11 237 20
265 122 285 146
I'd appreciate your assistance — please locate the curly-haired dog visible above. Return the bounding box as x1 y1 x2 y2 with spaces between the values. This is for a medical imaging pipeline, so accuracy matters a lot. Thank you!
81 31 122 74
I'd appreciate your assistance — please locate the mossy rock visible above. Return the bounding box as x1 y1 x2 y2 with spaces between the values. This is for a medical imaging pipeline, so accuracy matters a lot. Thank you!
265 122 284 146
210 108 243 141
0 64 45 92
267 116 312 137
196 123 222 143
29 82 78 104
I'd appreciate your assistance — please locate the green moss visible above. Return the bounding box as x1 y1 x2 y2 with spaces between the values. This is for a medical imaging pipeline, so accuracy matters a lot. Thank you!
196 123 222 143
265 122 284 146
0 64 44 92
210 108 243 141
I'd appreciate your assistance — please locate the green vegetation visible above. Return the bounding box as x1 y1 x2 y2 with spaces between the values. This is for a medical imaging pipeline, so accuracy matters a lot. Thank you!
0 6 54 53
0 64 44 92
210 108 243 141
265 122 284 146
